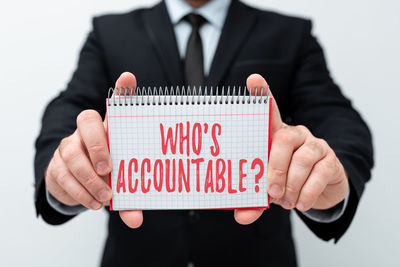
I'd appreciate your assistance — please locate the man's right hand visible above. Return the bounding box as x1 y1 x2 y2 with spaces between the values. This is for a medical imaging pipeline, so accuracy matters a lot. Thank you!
45 72 144 228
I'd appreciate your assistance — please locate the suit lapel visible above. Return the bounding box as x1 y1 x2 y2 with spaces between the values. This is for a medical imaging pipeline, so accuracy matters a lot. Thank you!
206 0 256 88
142 1 256 88
142 2 184 86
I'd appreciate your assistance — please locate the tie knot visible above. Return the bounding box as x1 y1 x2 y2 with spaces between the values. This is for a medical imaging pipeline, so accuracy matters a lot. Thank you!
184 13 206 29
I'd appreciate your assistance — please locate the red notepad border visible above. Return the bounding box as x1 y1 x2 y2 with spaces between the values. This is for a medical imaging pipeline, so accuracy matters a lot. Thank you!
106 97 273 211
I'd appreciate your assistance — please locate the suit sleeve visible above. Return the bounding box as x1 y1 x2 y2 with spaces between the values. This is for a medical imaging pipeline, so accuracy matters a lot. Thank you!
34 18 112 225
289 20 374 242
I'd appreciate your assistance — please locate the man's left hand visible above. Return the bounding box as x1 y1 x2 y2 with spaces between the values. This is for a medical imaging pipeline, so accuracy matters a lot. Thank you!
234 74 349 225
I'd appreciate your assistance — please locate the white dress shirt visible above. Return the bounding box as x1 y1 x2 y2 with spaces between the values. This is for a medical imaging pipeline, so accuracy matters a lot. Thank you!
164 0 231 76
47 0 349 223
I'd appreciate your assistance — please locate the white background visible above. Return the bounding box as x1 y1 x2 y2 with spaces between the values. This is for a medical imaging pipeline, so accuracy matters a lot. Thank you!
0 0 399 266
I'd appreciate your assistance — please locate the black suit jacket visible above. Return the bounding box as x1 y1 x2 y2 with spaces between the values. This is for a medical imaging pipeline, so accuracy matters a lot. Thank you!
34 1 373 266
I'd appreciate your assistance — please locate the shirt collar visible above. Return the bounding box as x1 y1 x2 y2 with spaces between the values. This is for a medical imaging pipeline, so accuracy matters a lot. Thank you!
164 0 231 29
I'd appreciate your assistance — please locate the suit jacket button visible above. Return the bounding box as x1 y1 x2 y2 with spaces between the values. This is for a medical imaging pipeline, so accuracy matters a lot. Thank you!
188 210 200 222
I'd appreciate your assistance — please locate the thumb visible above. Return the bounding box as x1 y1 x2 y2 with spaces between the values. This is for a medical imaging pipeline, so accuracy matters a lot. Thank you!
246 74 283 133
104 72 144 228
104 72 137 128
114 71 137 96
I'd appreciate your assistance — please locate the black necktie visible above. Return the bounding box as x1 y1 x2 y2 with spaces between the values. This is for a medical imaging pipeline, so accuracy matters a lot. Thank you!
184 13 206 87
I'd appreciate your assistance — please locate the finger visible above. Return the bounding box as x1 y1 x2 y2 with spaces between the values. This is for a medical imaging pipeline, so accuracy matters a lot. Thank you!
234 209 264 225
104 72 138 130
106 72 141 219
58 133 112 203
114 72 137 96
46 177 78 206
111 72 142 222
298 151 348 211
267 126 307 200
119 210 143 228
53 149 102 210
281 135 328 209
295 156 332 211
270 198 280 205
77 110 111 176
246 73 283 133
46 156 79 206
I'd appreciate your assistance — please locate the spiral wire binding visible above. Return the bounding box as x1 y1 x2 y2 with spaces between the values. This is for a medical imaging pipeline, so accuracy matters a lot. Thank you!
107 86 270 106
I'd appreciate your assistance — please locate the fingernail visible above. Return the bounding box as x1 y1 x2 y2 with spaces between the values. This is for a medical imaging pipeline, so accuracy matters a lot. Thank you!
270 184 282 197
281 200 292 209
90 200 102 210
96 161 109 175
98 188 111 201
297 202 306 211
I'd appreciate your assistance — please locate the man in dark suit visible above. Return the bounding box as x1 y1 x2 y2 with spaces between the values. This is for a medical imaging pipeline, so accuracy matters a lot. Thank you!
34 0 373 266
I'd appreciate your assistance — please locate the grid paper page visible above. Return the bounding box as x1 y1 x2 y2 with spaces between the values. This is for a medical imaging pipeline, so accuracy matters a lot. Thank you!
107 96 271 210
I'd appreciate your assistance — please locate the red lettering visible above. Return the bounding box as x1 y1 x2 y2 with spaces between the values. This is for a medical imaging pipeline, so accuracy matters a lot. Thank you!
116 160 126 193
178 159 190 192
191 158 204 192
141 158 151 193
239 159 247 192
160 123 179 155
204 160 214 193
251 158 264 193
128 158 138 193
215 159 226 193
179 122 190 156
154 159 163 192
165 159 176 192
227 160 237 194
210 123 221 156
192 123 202 155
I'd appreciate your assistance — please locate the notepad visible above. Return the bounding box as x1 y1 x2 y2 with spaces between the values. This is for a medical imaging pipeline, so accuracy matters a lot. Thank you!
106 87 272 210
